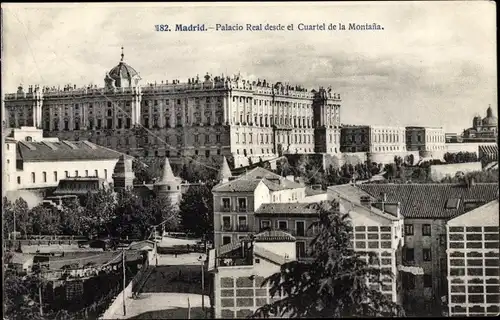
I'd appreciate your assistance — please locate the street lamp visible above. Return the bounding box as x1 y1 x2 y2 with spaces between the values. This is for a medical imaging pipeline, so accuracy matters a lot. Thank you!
198 255 205 314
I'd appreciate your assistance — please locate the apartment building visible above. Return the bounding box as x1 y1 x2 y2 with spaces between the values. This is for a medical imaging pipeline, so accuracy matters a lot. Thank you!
212 230 296 318
358 183 499 316
211 158 330 249
328 184 405 304
446 200 499 317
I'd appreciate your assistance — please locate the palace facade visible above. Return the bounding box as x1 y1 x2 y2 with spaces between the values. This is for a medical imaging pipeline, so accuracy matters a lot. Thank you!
4 49 342 168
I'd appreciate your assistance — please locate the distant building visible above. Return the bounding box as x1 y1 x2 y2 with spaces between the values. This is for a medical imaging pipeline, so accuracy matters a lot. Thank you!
4 48 343 168
357 183 499 316
462 106 497 142
405 126 446 160
212 230 296 318
3 126 131 193
446 200 499 317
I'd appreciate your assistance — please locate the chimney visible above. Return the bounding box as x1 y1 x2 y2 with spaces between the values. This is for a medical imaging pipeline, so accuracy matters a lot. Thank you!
360 196 372 208
380 192 387 213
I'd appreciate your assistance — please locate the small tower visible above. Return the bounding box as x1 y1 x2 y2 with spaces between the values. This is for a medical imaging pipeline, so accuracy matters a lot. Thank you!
154 157 182 207
112 155 135 191
218 156 232 183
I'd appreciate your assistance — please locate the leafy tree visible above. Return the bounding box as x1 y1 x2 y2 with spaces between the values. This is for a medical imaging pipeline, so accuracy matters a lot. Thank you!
253 200 405 318
179 184 214 245
13 198 31 236
81 188 116 237
112 189 152 240
149 193 181 231
30 205 61 236
277 158 293 177
3 197 15 237
4 271 47 320
59 198 84 236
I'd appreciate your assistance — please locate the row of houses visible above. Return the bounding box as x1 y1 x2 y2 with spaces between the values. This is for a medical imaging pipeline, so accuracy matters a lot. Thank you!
209 158 499 318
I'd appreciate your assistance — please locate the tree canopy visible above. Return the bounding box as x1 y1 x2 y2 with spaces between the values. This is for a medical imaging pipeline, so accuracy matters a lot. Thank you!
253 200 405 318
179 183 214 242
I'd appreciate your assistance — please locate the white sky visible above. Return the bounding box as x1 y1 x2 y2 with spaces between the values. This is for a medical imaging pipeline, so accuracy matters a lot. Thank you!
2 1 497 133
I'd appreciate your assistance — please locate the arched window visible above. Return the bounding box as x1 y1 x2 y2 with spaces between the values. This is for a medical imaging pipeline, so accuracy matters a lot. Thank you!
42 172 47 182
31 172 35 183
25 136 33 142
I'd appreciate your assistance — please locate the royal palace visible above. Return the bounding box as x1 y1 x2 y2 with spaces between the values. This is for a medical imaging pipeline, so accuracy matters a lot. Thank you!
4 49 342 168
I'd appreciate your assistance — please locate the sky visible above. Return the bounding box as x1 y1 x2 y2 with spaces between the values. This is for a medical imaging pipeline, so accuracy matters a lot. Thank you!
2 2 497 133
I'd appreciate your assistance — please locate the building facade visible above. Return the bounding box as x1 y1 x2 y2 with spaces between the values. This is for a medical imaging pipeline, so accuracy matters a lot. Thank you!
212 230 296 319
462 106 498 142
3 127 129 193
405 126 446 160
212 160 324 249
340 125 413 164
328 184 405 304
446 200 499 317
358 183 499 316
4 49 342 168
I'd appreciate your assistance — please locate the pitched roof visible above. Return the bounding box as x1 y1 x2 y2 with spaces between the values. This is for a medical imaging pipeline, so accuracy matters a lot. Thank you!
212 166 303 193
358 183 499 219
479 144 498 157
252 230 296 242
255 203 320 215
218 156 233 181
53 177 110 196
217 241 242 256
156 157 176 184
16 140 131 162
254 246 288 265
212 179 263 193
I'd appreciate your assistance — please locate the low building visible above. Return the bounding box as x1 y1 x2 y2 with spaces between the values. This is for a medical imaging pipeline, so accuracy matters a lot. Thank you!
212 230 296 318
9 253 34 273
357 182 499 316
446 200 499 317
3 126 130 193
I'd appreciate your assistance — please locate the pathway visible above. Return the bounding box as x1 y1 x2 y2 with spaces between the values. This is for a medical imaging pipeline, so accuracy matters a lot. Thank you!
106 253 209 319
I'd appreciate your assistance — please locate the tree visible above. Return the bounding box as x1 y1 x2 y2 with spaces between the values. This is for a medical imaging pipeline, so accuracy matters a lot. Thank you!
30 205 61 236
112 189 152 240
179 184 214 245
4 271 47 320
59 198 84 236
253 200 405 318
13 198 31 236
81 189 116 238
3 197 15 237
149 193 181 231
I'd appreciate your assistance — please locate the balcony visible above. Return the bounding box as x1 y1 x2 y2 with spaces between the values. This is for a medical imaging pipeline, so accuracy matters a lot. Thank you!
220 206 231 212
237 225 249 232
237 206 247 212
222 225 233 232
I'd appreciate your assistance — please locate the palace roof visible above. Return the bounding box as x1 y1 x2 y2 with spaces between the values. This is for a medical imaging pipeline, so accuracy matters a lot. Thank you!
16 140 131 162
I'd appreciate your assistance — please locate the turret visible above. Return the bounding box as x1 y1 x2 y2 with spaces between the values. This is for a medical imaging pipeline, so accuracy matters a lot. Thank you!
218 156 232 183
112 155 135 191
154 157 182 207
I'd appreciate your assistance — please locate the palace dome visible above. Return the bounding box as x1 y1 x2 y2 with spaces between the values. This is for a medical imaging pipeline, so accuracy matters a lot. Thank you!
482 106 497 126
105 47 141 88
109 61 139 80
